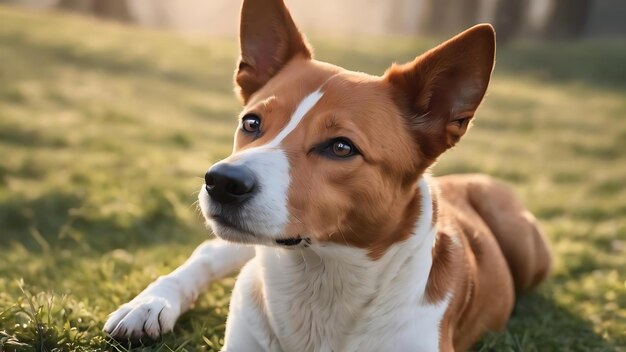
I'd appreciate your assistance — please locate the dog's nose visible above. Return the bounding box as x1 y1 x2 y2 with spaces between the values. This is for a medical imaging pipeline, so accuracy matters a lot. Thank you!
205 163 256 204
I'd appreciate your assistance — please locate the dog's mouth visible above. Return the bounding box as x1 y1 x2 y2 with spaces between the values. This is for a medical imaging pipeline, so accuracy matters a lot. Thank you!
275 237 303 246
211 214 257 237
210 214 309 247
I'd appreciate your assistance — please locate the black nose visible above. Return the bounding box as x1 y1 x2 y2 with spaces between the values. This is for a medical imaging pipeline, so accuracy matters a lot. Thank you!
205 163 257 204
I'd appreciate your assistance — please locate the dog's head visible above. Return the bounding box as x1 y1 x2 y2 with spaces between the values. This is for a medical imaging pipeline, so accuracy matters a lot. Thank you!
199 0 495 257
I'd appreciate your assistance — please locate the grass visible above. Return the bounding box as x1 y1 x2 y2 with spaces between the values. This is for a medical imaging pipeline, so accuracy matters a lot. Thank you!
0 5 625 351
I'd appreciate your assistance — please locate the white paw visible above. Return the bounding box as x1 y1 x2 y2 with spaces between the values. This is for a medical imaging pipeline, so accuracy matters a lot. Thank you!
104 288 182 340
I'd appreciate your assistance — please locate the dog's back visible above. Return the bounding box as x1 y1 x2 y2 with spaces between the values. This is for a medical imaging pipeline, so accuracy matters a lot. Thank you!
432 174 551 349
438 174 551 291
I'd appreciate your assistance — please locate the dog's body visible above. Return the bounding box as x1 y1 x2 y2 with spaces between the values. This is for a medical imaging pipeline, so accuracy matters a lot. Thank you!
104 1 551 350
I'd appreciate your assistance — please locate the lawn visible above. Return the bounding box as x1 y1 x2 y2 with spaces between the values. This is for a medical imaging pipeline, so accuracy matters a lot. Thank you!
0 5 625 351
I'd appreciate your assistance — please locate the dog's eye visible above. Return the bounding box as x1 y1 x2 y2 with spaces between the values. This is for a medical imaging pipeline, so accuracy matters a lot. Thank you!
242 114 261 133
318 138 358 159
311 138 360 159
332 140 353 157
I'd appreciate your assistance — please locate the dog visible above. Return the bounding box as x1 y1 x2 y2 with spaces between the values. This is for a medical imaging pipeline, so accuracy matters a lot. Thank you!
104 0 552 350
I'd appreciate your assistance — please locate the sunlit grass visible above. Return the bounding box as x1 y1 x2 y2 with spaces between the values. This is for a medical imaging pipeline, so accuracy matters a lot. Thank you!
0 5 625 351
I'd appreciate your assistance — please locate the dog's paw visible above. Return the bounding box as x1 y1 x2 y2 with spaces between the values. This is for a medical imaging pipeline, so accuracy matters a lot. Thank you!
104 294 181 340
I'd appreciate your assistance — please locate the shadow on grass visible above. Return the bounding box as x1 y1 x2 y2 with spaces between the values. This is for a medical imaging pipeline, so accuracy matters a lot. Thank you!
0 189 203 254
0 121 70 149
476 292 615 351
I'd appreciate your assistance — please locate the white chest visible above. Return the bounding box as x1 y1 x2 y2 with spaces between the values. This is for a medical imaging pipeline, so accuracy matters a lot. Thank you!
343 291 450 352
253 230 447 352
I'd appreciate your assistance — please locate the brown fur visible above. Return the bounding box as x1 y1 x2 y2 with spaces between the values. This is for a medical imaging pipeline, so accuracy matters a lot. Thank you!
426 174 551 350
384 25 495 163
235 0 312 102
231 1 552 349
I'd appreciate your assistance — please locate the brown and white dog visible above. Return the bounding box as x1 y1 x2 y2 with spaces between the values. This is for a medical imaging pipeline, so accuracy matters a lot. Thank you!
104 0 552 350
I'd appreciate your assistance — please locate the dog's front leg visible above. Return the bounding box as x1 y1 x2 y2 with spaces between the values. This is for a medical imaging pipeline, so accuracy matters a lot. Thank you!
104 239 254 340
222 260 280 352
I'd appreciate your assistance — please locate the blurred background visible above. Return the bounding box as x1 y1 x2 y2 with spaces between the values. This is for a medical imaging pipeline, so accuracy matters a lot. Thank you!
0 0 625 351
3 0 626 40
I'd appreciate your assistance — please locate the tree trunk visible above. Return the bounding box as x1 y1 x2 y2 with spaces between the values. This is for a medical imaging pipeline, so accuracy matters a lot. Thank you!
543 0 591 39
493 0 524 44
92 0 132 23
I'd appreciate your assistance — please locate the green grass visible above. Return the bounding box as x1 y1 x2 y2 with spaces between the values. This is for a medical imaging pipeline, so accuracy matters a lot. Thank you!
0 6 625 351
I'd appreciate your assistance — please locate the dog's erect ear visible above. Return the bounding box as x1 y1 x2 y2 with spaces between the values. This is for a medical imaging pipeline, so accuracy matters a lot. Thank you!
384 24 495 162
235 0 312 102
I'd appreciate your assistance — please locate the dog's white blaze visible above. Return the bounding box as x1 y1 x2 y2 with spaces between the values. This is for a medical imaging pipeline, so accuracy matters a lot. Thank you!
106 90 328 340
203 89 325 241
266 89 324 148
228 91 323 236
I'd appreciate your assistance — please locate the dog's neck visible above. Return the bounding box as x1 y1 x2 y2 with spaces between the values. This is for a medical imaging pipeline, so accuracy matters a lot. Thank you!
255 176 439 351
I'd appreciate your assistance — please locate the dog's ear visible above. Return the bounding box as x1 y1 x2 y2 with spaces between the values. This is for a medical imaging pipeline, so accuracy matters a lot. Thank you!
384 24 495 162
235 0 312 103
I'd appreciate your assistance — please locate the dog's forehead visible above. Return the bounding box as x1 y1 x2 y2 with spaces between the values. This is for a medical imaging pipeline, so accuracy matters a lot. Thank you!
234 59 414 167
249 61 399 130
245 59 341 108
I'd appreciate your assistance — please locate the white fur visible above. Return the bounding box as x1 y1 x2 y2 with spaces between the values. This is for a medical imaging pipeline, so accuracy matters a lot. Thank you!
266 90 323 148
104 89 450 350
104 240 254 339
105 90 326 339
221 176 446 352
199 148 291 240
198 90 325 243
